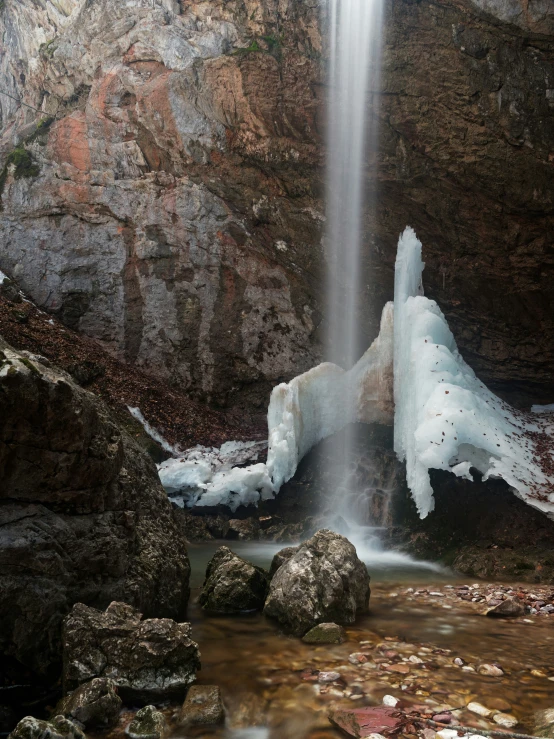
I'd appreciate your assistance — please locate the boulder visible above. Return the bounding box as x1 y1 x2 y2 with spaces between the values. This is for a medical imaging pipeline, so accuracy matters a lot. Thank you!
126 706 168 739
269 546 299 578
8 716 85 739
199 547 269 614
179 686 225 727
55 678 121 729
264 530 370 636
62 602 200 702
0 340 191 677
486 598 525 618
302 623 346 644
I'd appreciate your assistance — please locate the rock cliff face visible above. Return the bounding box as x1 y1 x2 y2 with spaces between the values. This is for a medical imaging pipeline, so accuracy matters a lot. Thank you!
0 0 553 408
0 339 191 677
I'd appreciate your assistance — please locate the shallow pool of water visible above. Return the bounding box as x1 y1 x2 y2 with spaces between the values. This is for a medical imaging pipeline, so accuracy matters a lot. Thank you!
170 541 554 739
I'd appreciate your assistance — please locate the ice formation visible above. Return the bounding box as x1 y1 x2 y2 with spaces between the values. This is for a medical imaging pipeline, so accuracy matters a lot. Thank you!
394 227 554 519
158 441 269 508
128 406 180 455
0 271 7 284
158 303 394 510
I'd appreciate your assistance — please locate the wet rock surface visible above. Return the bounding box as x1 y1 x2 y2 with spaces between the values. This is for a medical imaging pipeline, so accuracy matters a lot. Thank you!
535 707 554 738
8 716 85 739
0 340 191 678
178 686 225 727
264 530 371 636
55 678 121 730
126 705 168 739
302 623 346 645
62 602 200 702
199 547 269 614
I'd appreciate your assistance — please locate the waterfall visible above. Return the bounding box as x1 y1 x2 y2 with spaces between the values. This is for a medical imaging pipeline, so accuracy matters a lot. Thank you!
323 0 385 536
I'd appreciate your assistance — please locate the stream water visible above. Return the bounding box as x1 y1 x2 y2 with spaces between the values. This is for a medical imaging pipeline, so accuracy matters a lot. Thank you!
118 542 554 739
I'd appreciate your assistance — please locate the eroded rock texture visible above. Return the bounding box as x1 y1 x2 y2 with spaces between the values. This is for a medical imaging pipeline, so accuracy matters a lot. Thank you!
0 340 191 677
0 0 553 409
264 529 370 636
63 602 200 702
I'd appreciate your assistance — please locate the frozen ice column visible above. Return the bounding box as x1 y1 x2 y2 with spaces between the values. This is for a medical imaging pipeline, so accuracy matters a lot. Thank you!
393 227 554 519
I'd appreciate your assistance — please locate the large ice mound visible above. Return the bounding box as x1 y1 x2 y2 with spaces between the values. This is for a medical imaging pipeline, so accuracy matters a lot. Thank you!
158 303 394 510
394 227 554 519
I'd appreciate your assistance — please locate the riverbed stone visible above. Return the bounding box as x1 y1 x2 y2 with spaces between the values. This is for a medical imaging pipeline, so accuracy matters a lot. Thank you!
126 706 168 739
486 597 525 618
302 623 346 644
264 530 370 636
179 686 225 727
8 716 85 739
62 602 200 702
199 547 269 614
55 678 121 729
535 708 554 738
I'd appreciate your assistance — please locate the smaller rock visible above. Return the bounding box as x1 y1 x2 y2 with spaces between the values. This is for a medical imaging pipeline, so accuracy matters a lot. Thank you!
329 707 404 738
382 695 398 707
199 547 269 613
126 706 167 739
453 658 464 666
486 598 525 618
349 653 368 665
56 678 122 729
433 714 452 724
467 702 492 718
494 713 518 728
9 716 85 739
477 664 504 677
179 686 225 727
227 518 260 541
302 623 345 644
318 672 341 683
534 707 554 738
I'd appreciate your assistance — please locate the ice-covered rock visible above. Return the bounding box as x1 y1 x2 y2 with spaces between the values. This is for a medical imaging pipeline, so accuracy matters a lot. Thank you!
158 304 393 510
393 227 554 519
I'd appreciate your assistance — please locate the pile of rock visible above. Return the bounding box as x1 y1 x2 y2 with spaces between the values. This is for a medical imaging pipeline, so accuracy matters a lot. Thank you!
199 529 371 637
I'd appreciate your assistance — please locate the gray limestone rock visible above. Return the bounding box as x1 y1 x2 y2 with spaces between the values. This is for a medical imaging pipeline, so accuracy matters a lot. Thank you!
486 597 525 618
199 547 269 614
126 706 168 739
269 546 300 579
179 686 225 727
8 716 85 739
264 530 370 636
55 678 122 729
302 622 346 644
62 602 200 703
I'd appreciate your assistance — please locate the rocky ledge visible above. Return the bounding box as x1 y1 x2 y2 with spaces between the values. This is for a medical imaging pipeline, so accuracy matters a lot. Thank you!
0 339 191 678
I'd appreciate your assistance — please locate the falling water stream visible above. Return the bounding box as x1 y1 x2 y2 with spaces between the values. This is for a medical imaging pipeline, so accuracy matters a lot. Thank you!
323 0 401 560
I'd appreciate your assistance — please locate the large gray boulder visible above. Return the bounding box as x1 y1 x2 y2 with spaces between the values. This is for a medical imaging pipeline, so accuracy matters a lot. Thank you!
264 530 370 636
0 340 191 677
55 678 122 730
199 547 269 614
62 602 200 702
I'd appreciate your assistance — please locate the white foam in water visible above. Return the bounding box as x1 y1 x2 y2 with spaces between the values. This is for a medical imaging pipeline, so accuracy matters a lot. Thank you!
393 226 554 519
